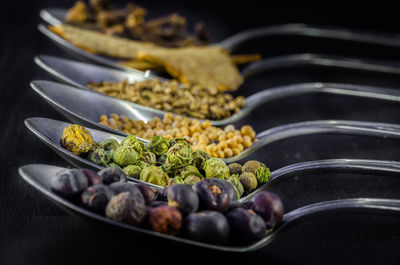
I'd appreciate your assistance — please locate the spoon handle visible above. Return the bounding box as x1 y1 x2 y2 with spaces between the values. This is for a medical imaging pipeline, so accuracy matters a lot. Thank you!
246 82 400 112
240 159 400 201
285 198 400 223
219 23 400 51
241 53 400 78
225 120 400 163
244 197 400 251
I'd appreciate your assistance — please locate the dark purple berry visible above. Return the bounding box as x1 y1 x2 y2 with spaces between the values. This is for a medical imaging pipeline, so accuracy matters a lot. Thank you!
156 186 170 201
81 184 114 212
193 180 230 213
51 169 88 198
167 184 199 215
251 191 284 228
109 182 137 194
81 168 102 186
182 211 230 245
149 201 168 208
105 192 146 225
98 167 127 185
135 183 157 205
147 205 182 236
226 208 266 244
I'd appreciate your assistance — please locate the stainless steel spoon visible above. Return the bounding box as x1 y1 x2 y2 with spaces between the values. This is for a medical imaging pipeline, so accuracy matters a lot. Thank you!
41 8 400 51
29 81 400 164
35 54 400 102
25 116 400 184
39 8 400 76
31 75 400 127
19 162 400 252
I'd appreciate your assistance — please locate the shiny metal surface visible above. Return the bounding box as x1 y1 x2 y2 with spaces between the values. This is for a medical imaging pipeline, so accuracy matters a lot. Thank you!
31 69 400 127
24 117 162 190
24 116 400 191
39 8 400 78
19 162 400 252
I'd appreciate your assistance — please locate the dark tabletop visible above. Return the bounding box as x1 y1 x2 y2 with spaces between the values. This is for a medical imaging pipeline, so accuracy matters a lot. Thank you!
1 0 400 264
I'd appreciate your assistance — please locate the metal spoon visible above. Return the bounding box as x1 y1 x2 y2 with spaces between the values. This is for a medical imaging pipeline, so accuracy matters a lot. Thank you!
41 8 400 51
25 116 400 183
19 162 400 252
29 81 400 164
31 74 400 128
39 8 400 76
35 54 400 102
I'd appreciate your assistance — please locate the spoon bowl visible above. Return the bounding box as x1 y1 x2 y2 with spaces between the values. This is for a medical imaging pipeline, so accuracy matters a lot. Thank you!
19 162 400 252
31 71 400 127
25 116 400 195
39 8 400 78
30 80 400 162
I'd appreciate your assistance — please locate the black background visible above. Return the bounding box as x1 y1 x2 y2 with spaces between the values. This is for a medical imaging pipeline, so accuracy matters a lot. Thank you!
1 0 400 264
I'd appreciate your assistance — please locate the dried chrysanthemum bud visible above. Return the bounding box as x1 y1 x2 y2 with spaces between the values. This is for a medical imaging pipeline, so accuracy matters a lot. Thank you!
203 158 229 179
61 124 94 156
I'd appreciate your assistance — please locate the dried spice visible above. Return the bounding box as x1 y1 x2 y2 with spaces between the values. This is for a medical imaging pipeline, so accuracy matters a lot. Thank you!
98 113 257 159
65 0 211 48
52 155 283 246
113 145 141 167
59 125 266 192
89 79 245 120
50 24 244 91
203 158 230 179
140 165 170 187
60 124 94 156
135 46 243 91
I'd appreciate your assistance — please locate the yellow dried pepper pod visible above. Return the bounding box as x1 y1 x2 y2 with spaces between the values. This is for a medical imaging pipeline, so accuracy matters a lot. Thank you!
60 124 94 156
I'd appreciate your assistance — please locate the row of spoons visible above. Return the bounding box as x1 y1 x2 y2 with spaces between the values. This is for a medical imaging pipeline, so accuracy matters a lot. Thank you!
19 9 400 252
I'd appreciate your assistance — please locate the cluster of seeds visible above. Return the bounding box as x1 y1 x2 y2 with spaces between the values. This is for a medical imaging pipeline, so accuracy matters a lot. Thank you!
88 79 245 120
99 113 257 158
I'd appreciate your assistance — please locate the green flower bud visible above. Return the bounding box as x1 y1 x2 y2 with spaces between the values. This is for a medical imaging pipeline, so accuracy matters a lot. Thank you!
183 170 203 179
121 135 144 158
179 165 199 177
166 143 192 168
137 160 150 169
254 166 271 184
191 150 210 169
88 148 111 166
183 175 202 185
121 135 139 146
203 158 230 179
174 176 185 184
101 139 120 151
141 151 157 164
140 166 169 187
227 174 244 198
113 145 140 167
148 136 170 156
160 163 176 177
122 165 142 179
169 137 191 149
